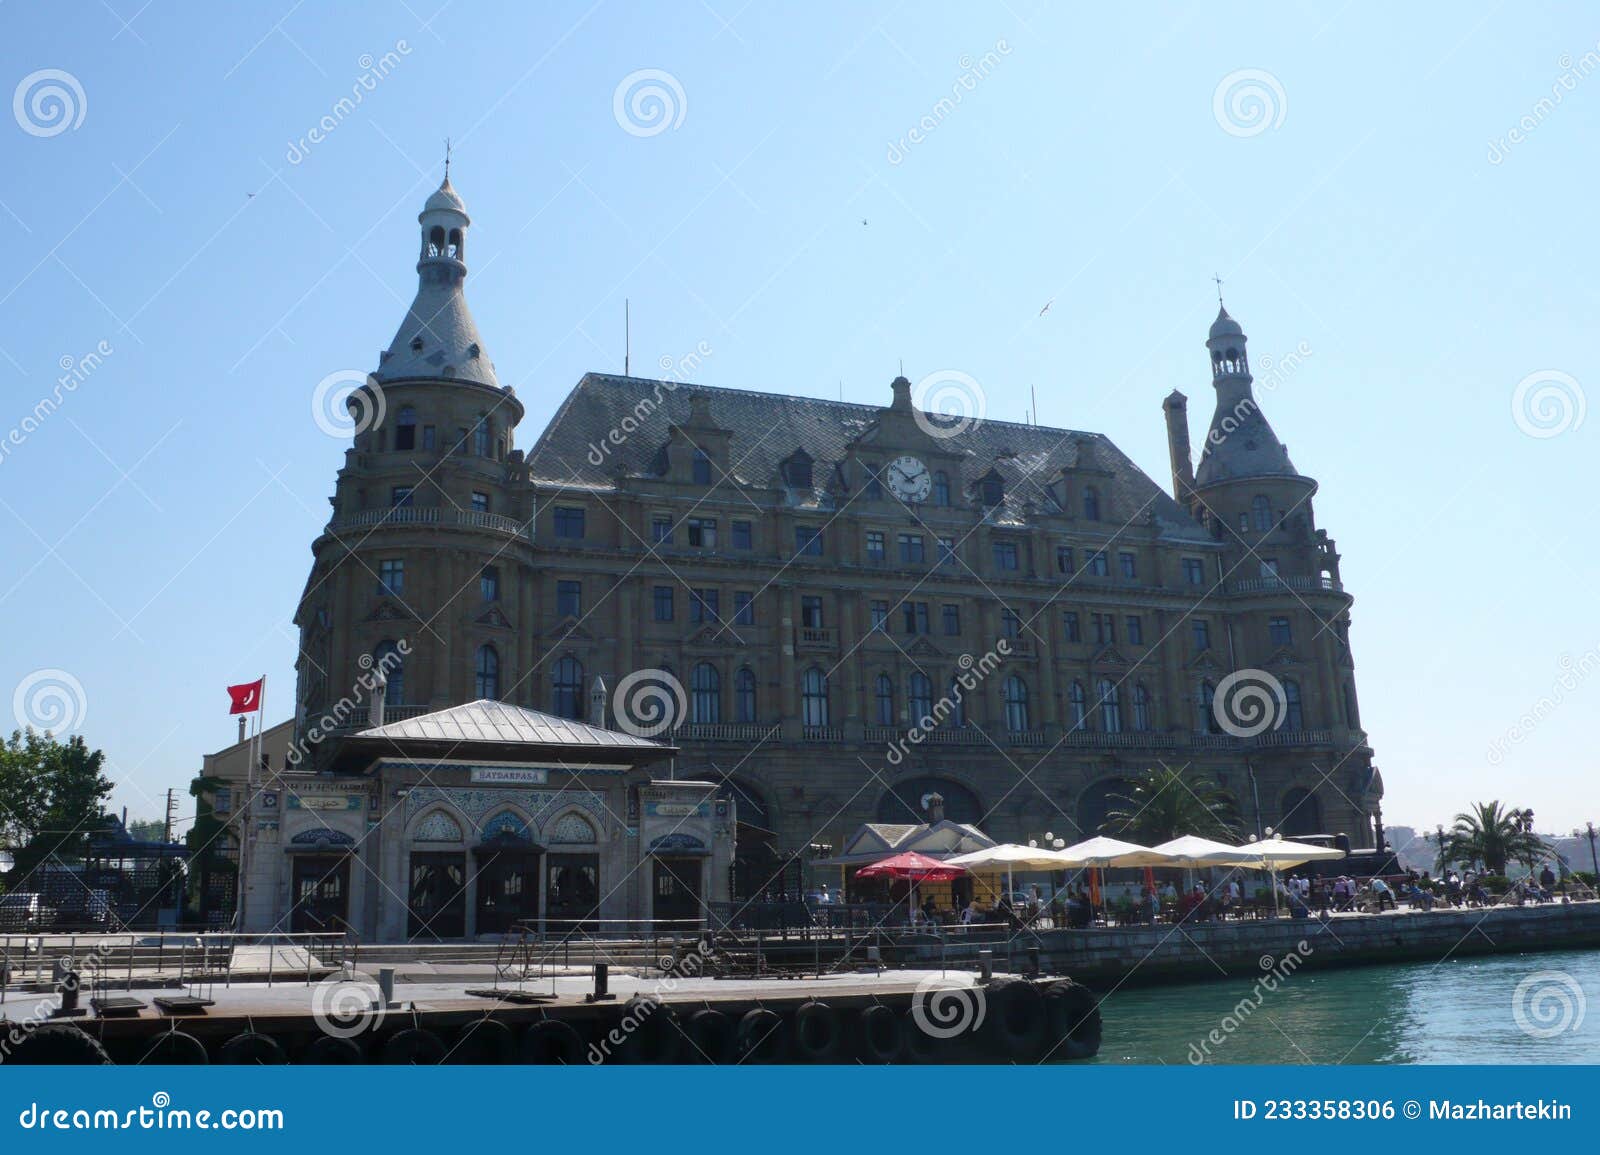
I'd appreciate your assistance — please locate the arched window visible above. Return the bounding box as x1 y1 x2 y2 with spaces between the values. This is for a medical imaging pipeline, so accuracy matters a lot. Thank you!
374 640 404 705
692 449 712 485
552 656 584 720
1098 679 1122 734
1068 681 1088 730
1251 494 1272 531
473 416 492 458
735 668 758 723
395 406 416 451
691 662 721 724
446 227 463 259
1132 683 1152 732
801 667 829 727
427 226 445 257
876 777 983 825
475 644 499 700
874 674 895 726
1198 680 1219 733
908 673 933 721
1083 486 1101 521
933 471 951 506
1004 676 1030 733
1283 678 1303 729
947 676 966 727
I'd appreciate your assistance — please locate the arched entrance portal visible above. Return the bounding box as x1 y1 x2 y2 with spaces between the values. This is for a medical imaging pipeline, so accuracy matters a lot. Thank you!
875 777 983 826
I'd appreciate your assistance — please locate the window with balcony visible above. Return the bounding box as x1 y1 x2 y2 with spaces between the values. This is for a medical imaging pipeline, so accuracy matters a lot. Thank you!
556 580 581 618
908 673 933 721
865 531 886 562
391 486 414 507
553 506 585 539
1068 680 1088 730
801 667 829 727
736 668 758 723
946 676 967 727
1260 558 1279 577
1284 678 1303 729
374 640 405 705
1098 679 1122 734
875 674 895 725
475 645 500 700
1132 683 1152 731
471 491 489 514
1003 676 1030 733
801 596 824 629
1197 680 1219 733
653 585 674 621
692 663 720 723
898 533 925 564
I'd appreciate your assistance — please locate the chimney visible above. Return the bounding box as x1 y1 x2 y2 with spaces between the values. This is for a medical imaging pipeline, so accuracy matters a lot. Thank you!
590 676 608 727
1163 390 1194 505
371 671 387 729
925 792 945 824
238 716 247 743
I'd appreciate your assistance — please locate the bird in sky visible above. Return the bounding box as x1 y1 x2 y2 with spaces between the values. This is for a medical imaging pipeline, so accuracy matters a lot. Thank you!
1039 298 1053 316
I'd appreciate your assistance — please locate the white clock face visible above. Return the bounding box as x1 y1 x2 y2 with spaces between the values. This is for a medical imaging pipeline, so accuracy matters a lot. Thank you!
886 455 931 503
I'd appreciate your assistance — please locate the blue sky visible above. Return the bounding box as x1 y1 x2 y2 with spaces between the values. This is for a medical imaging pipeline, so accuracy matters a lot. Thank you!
1 1 1595 836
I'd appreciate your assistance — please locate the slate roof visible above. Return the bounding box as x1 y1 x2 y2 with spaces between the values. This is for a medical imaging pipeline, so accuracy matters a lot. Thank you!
372 269 502 390
357 698 665 751
525 374 1215 542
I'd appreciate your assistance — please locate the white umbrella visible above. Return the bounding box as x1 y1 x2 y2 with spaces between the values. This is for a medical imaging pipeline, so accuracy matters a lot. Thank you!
1148 835 1260 867
1053 836 1172 868
947 843 1070 906
1240 835 1346 917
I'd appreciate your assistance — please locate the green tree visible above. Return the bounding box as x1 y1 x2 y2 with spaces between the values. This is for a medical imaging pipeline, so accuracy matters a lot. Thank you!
0 730 114 883
1436 801 1545 875
1101 766 1239 843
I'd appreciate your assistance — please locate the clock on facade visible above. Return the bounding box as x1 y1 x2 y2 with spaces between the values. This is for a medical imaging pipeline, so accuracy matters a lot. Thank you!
886 454 931 503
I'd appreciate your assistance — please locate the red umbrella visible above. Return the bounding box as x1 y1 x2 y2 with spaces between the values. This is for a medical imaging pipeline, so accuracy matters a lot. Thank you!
855 851 968 881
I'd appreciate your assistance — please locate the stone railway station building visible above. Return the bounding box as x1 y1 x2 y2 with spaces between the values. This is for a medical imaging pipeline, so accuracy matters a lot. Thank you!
196 175 1383 937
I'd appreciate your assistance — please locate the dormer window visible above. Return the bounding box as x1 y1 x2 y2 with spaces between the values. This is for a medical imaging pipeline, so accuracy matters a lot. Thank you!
932 471 950 506
1083 486 1101 521
978 470 1004 506
863 463 882 500
410 336 424 352
782 453 813 489
692 449 712 485
467 343 480 359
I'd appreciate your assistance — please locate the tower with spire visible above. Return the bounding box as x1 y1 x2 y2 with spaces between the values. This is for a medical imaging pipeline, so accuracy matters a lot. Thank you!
293 174 535 749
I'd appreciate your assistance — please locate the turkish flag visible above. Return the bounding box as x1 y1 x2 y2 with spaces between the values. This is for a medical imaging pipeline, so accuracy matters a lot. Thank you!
227 678 264 714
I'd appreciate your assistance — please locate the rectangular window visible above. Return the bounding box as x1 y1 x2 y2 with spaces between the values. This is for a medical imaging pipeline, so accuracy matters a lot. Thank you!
653 585 674 621
733 591 754 625
1056 546 1074 574
471 491 489 514
396 420 416 451
795 525 824 556
801 596 824 629
863 463 882 499
993 540 1019 571
938 536 957 567
691 450 712 485
556 580 581 618
1261 558 1279 577
1119 551 1137 579
652 517 673 544
942 604 961 636
377 559 404 597
865 531 886 562
690 588 720 623
1126 615 1143 645
1088 550 1108 576
902 602 930 635
554 506 585 539
1192 619 1211 650
1063 611 1081 643
1182 557 1205 585
1092 613 1115 646
1269 616 1293 647
898 533 925 564
480 566 499 603
1001 609 1021 639
731 520 753 550
391 486 414 507
687 518 717 548
870 600 889 631
421 425 436 451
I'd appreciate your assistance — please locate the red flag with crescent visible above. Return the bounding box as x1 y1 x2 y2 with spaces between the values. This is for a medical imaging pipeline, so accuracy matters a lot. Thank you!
227 678 264 714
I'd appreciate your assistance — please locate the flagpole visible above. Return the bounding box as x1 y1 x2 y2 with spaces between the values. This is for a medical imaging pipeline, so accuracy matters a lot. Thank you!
238 675 264 934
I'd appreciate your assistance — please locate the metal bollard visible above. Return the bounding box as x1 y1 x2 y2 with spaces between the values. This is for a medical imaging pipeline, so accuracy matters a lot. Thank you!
977 948 994 982
377 967 397 1009
586 962 615 1002
53 968 84 1018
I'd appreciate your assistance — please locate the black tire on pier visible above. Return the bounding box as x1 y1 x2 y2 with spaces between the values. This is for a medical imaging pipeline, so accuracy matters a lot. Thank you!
380 1027 447 1065
615 995 682 1064
217 1031 287 1065
301 1035 364 1064
854 1004 902 1064
791 1001 842 1061
683 1008 736 1064
520 1019 587 1065
7 1024 111 1065
1043 979 1102 1060
140 1030 210 1065
448 1018 516 1064
899 1009 941 1064
736 1007 785 1063
980 977 1049 1061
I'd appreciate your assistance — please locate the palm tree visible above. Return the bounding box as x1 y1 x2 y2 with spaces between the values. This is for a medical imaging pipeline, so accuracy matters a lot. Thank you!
1101 767 1239 844
1436 801 1546 875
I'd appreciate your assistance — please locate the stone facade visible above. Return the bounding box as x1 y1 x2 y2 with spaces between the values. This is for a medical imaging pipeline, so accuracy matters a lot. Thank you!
291 176 1383 890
